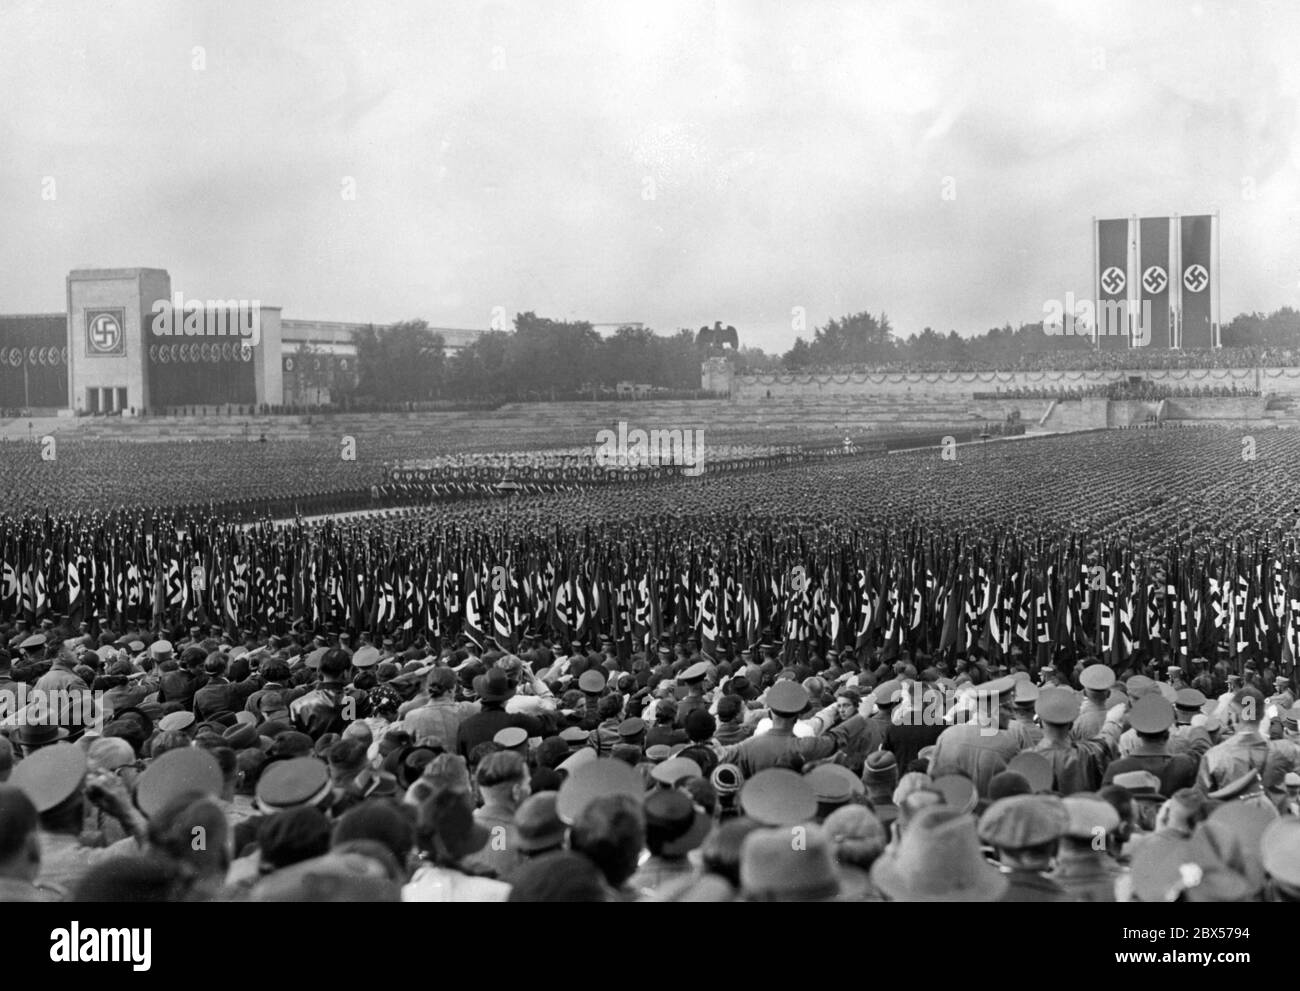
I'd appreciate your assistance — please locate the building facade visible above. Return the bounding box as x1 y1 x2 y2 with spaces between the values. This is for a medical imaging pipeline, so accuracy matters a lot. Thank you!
0 267 485 413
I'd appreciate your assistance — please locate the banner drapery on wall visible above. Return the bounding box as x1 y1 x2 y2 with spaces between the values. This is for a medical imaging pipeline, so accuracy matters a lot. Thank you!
1096 218 1131 350
1180 214 1214 350
0 315 68 407
1139 217 1172 350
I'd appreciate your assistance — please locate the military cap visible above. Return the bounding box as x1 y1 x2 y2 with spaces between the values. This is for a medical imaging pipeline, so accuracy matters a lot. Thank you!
617 717 645 739
1261 818 1300 887
1013 680 1040 706
1174 688 1207 712
1286 772 1300 788
872 679 904 707
977 794 1067 849
1274 675 1290 686
1079 664 1116 691
559 726 588 746
493 726 528 749
651 756 702 787
678 661 709 684
1062 794 1120 839
1111 770 1162 794
556 746 597 775
932 774 977 814
1125 675 1156 700
1285 706 1300 731
158 710 195 734
1156 682 1178 703
1129 695 1175 735
135 747 223 819
805 762 863 804
644 744 672 763
127 640 145 654
1035 687 1080 725
766 680 810 716
739 768 817 827
555 758 643 824
255 757 332 814
149 639 173 658
351 645 381 669
982 675 1018 698
19 633 46 650
1165 665 1183 678
10 742 86 812
577 669 606 694
1005 752 1053 793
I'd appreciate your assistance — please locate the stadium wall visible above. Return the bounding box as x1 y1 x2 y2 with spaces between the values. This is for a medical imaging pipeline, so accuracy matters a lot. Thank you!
733 366 1298 400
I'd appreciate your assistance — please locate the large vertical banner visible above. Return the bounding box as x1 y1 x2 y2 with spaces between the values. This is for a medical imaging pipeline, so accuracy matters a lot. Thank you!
1138 217 1172 349
1180 214 1213 349
1096 218 1130 348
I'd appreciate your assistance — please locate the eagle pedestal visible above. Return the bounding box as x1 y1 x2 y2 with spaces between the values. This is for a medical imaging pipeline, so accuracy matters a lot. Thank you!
701 356 733 396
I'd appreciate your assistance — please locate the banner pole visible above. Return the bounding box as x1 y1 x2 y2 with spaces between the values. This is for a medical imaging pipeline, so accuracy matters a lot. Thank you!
1091 216 1099 348
1131 214 1140 349
1173 213 1181 349
1214 210 1223 348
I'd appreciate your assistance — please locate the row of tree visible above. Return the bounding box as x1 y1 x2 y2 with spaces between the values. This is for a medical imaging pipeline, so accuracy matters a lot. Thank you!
338 306 1300 403
781 306 1300 369
346 314 711 402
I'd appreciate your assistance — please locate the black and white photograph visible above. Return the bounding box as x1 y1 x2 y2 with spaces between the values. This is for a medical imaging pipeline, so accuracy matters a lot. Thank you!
0 0 1296 961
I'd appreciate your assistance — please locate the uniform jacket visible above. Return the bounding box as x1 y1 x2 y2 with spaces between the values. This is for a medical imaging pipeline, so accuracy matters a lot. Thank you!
721 714 867 778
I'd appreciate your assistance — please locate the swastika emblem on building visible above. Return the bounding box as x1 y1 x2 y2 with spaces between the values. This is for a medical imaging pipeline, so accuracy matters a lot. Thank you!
1101 266 1126 295
1183 264 1208 293
1142 266 1168 295
85 310 126 356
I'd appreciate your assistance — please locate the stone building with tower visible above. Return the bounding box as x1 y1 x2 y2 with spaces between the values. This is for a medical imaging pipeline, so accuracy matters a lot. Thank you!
0 267 485 414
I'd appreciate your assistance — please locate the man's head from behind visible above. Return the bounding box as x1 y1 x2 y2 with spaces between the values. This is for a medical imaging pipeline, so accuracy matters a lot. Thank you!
0 786 41 883
475 751 530 808
569 793 645 889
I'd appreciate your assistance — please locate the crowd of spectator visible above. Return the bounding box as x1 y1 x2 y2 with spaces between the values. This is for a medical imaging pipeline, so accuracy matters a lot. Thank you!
781 347 1300 377
979 383 1261 402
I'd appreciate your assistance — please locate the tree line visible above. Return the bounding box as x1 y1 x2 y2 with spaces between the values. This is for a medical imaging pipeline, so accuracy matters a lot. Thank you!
340 306 1300 403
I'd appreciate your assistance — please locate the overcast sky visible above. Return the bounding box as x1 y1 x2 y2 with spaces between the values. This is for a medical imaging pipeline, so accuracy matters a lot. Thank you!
1 0 1298 353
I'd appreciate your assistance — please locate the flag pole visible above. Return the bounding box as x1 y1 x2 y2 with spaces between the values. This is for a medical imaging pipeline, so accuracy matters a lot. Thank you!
1173 213 1182 349
1091 216 1099 348
1206 208 1216 348
1131 213 1140 349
